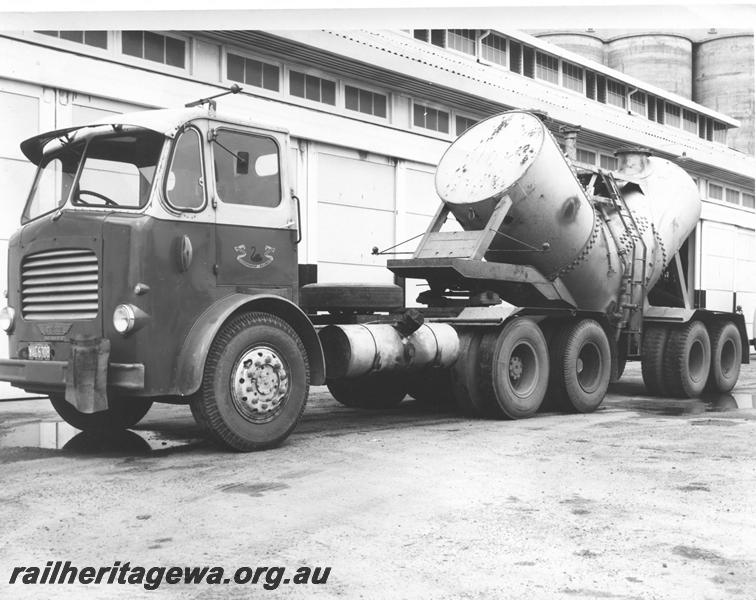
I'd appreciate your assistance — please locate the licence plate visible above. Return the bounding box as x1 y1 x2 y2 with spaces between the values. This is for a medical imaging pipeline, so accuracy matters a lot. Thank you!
28 343 52 361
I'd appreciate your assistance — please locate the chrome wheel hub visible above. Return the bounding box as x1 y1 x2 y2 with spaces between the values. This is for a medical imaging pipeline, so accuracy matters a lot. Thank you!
231 346 289 422
509 355 523 381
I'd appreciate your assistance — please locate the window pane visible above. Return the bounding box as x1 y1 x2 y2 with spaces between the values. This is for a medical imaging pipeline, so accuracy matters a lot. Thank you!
122 31 143 57
167 129 204 210
535 52 558 84
430 30 445 47
743 193 755 209
447 29 475 55
345 86 359 111
359 89 371 114
413 30 429 42
725 188 740 204
321 79 336 105
165 36 184 68
290 71 305 98
374 94 387 118
304 74 319 101
60 31 84 43
708 183 723 200
665 103 681 127
482 33 506 66
456 116 477 136
585 71 596 100
509 42 522 73
262 63 279 91
144 31 164 63
413 104 425 127
247 59 263 87
214 130 281 208
607 80 625 108
630 91 646 115
426 108 437 131
85 31 108 49
227 53 244 82
577 149 596 165
562 61 583 92
438 110 449 133
600 154 618 170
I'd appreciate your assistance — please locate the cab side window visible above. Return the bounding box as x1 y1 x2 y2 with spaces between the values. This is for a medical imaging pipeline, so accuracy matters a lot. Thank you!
166 128 205 210
213 130 281 208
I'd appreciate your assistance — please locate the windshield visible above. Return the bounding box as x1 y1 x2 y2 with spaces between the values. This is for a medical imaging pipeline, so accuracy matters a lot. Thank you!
23 129 165 222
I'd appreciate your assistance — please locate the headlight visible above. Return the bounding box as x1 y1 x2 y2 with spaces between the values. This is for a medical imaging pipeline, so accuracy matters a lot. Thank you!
113 304 136 334
0 306 15 333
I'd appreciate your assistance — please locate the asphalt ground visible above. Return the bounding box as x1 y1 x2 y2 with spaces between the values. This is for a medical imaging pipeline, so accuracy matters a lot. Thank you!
0 362 755 600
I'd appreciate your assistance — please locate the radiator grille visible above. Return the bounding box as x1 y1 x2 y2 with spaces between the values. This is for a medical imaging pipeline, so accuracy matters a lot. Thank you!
21 249 99 320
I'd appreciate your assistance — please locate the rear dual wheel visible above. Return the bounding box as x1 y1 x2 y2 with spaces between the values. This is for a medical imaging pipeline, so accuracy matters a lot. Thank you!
452 319 549 419
549 319 611 413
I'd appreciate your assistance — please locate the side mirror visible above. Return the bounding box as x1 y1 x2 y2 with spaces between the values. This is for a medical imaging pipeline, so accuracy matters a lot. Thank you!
236 151 249 175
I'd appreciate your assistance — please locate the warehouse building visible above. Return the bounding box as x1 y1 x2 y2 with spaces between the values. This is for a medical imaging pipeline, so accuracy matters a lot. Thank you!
0 28 753 395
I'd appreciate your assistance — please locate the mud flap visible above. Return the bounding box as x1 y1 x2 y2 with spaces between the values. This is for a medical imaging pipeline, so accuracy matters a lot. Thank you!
65 338 110 414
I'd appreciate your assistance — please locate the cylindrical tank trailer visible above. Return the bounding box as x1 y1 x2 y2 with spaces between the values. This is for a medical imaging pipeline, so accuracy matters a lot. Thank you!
323 110 743 421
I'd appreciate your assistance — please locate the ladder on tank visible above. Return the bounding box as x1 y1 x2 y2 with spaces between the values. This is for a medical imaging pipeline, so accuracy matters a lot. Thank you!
598 172 647 358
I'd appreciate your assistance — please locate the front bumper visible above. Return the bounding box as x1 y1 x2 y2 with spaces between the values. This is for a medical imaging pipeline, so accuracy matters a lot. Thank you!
0 358 144 391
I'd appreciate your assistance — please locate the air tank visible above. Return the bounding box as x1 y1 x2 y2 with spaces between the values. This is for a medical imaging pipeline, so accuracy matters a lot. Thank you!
435 111 701 314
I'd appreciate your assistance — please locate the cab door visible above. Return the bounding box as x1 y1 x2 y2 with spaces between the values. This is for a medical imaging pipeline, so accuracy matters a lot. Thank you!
209 126 298 299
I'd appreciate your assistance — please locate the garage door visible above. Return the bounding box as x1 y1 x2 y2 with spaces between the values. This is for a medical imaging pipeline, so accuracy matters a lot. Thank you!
316 147 396 285
700 220 756 338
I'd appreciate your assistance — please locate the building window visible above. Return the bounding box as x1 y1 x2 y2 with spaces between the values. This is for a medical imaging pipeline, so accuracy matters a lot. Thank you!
725 188 740 205
412 29 446 46
585 71 596 100
535 51 558 84
414 103 449 134
576 148 596 165
743 193 755 209
481 33 506 66
227 53 279 92
630 91 646 115
289 70 336 105
456 115 478 136
522 46 535 78
509 41 522 74
345 85 387 118
562 61 584 93
600 154 618 170
665 103 681 128
708 183 723 201
713 121 727 144
596 75 607 103
655 98 665 124
606 80 626 108
37 30 108 49
447 30 476 55
682 109 697 134
122 31 185 68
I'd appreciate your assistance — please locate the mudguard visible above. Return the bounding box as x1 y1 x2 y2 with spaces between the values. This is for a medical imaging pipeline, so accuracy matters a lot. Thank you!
174 293 325 396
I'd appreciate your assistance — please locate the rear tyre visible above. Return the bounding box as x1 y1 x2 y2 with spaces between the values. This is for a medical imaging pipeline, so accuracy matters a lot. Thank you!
190 312 309 451
549 319 611 413
662 320 711 398
50 393 152 431
641 326 669 396
451 329 497 417
705 321 741 393
482 319 549 419
327 373 406 409
406 368 454 407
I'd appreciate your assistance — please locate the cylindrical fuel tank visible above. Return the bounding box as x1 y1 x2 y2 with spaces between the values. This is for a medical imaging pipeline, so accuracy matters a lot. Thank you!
435 112 702 314
319 323 459 379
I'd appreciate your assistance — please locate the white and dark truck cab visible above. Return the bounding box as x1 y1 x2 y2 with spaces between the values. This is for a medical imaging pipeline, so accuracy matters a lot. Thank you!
0 94 748 451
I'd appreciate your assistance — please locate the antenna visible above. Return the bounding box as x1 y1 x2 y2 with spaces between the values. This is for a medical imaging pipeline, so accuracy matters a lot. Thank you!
185 84 243 111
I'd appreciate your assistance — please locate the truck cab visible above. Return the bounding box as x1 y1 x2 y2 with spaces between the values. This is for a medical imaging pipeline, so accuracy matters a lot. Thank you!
0 105 325 451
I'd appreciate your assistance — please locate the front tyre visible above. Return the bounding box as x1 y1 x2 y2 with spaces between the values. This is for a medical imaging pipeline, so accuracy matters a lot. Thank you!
190 312 310 451
49 393 152 431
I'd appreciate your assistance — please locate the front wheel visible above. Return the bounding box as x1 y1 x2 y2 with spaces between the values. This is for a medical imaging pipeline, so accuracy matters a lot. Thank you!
190 312 310 451
50 393 152 431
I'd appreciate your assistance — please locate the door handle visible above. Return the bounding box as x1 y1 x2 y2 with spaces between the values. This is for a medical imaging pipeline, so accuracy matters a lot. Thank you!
291 191 302 244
